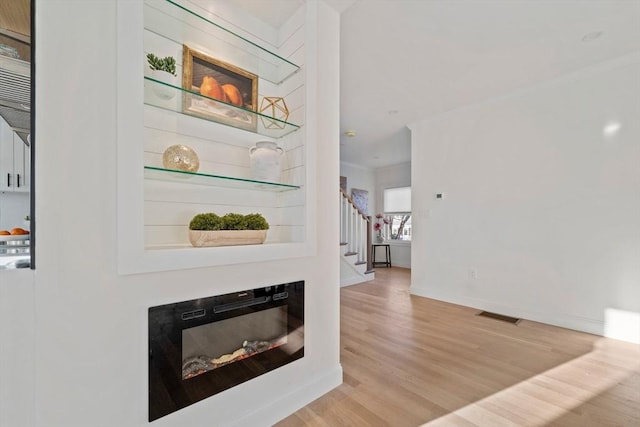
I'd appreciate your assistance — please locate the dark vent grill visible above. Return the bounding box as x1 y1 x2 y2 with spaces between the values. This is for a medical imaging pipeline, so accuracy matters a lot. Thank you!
0 64 30 105
477 311 520 324
0 56 31 136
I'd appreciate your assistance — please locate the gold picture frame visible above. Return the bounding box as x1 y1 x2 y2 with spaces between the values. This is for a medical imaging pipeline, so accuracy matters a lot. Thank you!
182 45 258 132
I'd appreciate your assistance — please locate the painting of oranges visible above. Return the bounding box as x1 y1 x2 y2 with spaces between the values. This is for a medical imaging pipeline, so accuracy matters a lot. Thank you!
182 45 258 132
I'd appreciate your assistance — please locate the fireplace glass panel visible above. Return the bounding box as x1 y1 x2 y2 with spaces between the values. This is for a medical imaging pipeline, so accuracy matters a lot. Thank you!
182 306 288 379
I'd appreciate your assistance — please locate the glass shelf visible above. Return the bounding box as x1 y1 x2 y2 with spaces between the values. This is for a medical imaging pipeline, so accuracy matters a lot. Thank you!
144 0 300 84
144 77 301 138
144 166 300 192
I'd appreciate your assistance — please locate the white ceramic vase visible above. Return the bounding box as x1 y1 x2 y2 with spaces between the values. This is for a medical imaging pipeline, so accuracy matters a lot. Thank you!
249 141 284 182
150 69 176 100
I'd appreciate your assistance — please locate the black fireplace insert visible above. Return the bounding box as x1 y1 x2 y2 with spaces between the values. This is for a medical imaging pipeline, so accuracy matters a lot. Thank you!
148 281 304 421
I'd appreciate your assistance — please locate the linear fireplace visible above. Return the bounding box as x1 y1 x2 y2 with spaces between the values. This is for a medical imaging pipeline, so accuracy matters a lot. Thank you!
148 281 304 421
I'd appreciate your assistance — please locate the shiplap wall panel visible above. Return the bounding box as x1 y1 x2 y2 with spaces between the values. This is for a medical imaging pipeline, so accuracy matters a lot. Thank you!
278 188 305 207
258 79 278 100
281 85 305 126
143 33 182 64
145 127 252 159
280 130 305 187
145 181 277 206
285 44 305 70
276 205 305 226
143 1 306 247
274 225 305 242
145 106 272 148
278 21 305 127
144 124 253 179
281 127 304 151
186 0 280 52
279 6 305 64
280 68 304 120
283 82 305 107
144 144 250 172
281 166 305 187
282 145 304 170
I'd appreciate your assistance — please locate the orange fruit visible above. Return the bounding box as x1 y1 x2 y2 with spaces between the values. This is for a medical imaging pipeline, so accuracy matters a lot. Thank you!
200 76 225 101
222 84 242 106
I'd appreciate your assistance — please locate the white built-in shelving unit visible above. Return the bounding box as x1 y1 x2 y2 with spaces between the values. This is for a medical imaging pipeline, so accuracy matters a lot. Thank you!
116 0 313 274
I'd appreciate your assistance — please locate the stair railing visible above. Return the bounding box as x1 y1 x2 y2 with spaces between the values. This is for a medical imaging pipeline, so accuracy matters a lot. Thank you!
340 189 372 271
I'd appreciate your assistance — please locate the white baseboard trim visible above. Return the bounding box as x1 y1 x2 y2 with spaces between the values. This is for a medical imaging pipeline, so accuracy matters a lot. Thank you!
410 285 606 337
230 364 343 427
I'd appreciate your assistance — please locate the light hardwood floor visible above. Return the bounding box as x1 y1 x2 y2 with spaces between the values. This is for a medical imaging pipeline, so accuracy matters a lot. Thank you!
277 267 640 426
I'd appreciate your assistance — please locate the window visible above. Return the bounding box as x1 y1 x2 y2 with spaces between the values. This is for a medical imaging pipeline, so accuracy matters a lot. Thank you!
383 187 411 242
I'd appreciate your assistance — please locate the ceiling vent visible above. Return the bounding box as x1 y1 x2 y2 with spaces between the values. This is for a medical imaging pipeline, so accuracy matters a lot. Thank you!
0 55 30 138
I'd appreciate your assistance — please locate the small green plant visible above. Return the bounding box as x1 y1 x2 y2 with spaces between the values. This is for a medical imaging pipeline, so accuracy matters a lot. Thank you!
189 213 222 231
146 53 177 76
189 213 269 231
243 213 269 230
221 213 246 230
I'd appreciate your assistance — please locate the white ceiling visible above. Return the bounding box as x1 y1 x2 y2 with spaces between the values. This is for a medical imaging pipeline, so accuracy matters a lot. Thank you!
232 0 305 28
232 0 356 27
242 0 640 169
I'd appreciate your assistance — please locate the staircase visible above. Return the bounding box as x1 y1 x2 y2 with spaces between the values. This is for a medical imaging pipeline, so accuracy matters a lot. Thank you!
340 189 375 286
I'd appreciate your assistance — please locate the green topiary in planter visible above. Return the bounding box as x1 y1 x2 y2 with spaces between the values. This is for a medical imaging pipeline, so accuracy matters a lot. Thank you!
189 213 223 230
221 213 247 230
189 213 269 231
243 213 269 230
188 213 269 247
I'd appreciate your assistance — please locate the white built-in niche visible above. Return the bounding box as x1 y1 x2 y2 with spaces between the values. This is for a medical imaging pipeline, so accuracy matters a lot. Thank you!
116 0 314 274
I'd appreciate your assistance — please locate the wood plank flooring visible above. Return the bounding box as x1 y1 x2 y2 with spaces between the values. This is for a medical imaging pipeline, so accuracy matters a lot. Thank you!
276 267 640 426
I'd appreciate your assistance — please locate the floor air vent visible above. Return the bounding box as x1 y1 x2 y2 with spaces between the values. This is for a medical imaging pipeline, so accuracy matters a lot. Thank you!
477 311 521 324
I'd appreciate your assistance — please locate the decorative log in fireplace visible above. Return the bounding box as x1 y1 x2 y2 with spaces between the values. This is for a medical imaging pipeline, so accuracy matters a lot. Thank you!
148 281 304 421
182 337 287 379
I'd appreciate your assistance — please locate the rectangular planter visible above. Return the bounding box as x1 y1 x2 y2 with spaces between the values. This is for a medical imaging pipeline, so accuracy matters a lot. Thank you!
188 229 267 247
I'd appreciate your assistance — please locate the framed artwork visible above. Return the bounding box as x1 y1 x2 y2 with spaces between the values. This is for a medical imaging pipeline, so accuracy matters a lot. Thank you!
182 45 258 131
351 188 368 214
340 176 347 192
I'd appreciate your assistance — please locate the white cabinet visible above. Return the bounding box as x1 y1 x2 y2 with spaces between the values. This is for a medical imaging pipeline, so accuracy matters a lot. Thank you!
0 120 29 193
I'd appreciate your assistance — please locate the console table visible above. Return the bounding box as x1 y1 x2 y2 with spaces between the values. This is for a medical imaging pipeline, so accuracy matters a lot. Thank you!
372 244 391 268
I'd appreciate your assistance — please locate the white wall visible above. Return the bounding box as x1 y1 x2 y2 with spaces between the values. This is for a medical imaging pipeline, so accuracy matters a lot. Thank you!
375 162 411 268
0 269 35 427
410 53 640 342
7 2 342 427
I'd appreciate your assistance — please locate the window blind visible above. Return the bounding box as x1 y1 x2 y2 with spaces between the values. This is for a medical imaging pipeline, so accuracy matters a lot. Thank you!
383 187 411 213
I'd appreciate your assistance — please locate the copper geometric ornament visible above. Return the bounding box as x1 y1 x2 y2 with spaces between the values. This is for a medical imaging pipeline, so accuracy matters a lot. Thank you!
259 96 290 129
